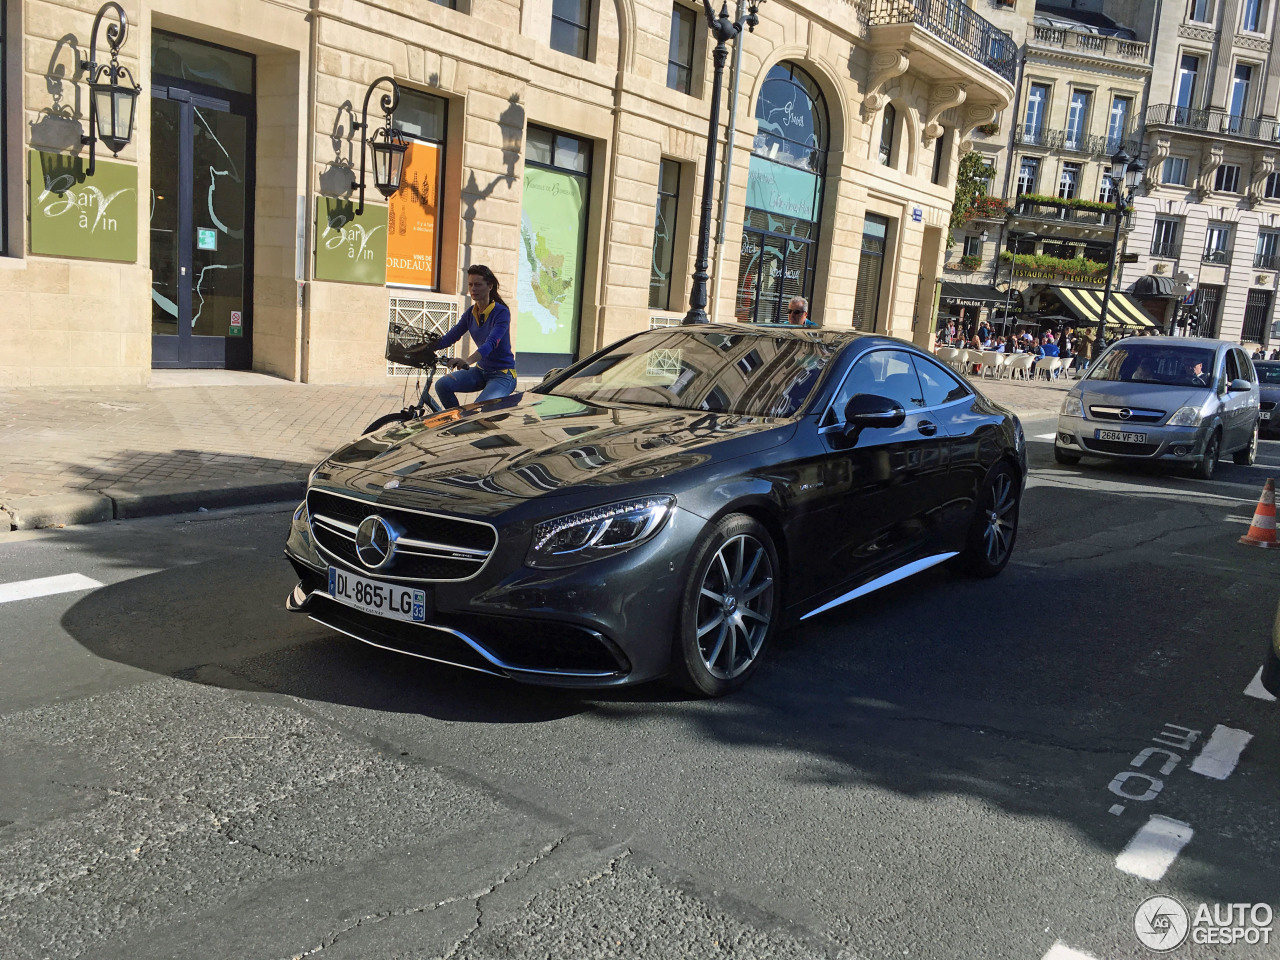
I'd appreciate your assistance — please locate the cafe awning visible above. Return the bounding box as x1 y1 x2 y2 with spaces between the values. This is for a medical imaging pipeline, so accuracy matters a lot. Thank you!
939 281 1005 306
1053 286 1160 328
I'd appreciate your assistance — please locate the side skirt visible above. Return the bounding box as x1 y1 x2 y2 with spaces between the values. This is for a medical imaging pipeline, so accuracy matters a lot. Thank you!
799 552 959 622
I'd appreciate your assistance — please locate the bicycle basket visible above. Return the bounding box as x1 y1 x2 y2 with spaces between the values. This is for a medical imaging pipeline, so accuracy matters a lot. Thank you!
385 323 440 369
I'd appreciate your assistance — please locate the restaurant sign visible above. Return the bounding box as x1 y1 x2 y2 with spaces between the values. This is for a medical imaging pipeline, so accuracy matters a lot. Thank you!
28 150 137 262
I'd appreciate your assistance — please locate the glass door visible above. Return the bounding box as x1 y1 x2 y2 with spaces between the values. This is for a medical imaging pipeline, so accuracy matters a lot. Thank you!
150 85 253 368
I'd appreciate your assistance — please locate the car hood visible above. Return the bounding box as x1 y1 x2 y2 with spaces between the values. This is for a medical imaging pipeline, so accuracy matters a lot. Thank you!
1259 383 1280 403
1074 380 1209 411
314 392 795 513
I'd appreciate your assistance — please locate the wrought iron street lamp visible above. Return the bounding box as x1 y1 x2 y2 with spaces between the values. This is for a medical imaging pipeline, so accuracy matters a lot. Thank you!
1096 150 1146 348
353 76 407 215
79 2 141 177
683 0 765 325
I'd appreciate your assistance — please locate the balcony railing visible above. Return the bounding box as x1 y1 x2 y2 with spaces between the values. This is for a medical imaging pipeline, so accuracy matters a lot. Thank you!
1015 125 1142 158
1254 253 1279 270
1011 197 1126 226
1147 103 1280 144
1202 249 1232 265
862 0 1017 83
1031 25 1150 61
1151 240 1181 258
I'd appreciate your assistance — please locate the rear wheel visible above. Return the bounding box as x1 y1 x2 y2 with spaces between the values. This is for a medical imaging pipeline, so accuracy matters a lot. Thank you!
1054 446 1081 465
1233 422 1259 466
1194 430 1221 480
956 464 1020 578
672 514 780 697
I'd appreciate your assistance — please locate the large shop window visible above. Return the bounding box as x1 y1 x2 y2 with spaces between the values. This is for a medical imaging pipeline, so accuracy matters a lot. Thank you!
853 214 890 332
518 125 591 375
386 89 447 289
649 159 680 310
737 62 828 324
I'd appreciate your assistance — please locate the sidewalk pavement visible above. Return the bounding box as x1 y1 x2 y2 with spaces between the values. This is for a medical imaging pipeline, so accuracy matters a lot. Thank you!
0 367 1071 531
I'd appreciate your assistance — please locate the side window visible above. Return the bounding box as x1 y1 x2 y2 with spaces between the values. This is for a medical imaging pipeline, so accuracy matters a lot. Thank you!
911 355 972 407
1223 350 1241 387
1234 349 1256 382
830 350 924 422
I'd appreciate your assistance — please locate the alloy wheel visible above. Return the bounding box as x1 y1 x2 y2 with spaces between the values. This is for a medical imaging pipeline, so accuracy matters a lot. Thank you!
695 534 775 681
982 471 1017 567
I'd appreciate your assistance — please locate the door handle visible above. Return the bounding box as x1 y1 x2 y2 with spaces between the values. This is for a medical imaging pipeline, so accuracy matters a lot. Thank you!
918 420 938 436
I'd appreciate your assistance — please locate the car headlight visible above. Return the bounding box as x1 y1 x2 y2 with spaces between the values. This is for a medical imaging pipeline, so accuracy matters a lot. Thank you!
528 496 675 568
1061 396 1084 418
1168 405 1203 427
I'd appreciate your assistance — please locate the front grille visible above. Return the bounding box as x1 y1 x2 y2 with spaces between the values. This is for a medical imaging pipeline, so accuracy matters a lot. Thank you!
1089 406 1166 424
307 488 497 583
1081 438 1162 456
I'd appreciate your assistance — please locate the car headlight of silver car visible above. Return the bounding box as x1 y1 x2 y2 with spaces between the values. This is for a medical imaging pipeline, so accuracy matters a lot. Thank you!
528 496 675 568
1061 396 1084 418
1168 405 1205 427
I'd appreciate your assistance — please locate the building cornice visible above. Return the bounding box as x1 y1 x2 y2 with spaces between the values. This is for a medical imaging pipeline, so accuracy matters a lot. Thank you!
1024 47 1152 77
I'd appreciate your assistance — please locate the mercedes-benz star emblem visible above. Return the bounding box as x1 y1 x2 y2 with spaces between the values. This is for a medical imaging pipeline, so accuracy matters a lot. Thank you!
355 515 398 570
1119 408 1133 420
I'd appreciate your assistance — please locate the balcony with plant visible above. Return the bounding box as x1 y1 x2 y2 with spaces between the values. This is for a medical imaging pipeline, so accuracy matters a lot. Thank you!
999 250 1110 279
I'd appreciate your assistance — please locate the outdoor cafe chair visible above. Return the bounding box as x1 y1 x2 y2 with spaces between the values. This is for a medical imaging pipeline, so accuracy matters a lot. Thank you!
1007 354 1035 380
980 351 1002 379
936 346 961 369
1034 357 1061 381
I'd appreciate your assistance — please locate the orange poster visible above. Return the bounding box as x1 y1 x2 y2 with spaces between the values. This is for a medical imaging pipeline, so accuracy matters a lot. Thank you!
386 141 440 288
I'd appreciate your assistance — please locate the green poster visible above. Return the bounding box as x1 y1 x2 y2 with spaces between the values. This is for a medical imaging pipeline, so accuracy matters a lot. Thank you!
315 197 387 285
745 155 819 222
517 166 586 355
28 151 138 262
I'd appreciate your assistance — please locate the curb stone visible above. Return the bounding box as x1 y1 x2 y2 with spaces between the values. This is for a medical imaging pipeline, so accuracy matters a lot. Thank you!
103 477 306 519
3 493 115 530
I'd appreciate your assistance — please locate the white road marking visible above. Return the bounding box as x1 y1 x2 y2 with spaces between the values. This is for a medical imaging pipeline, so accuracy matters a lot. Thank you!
1244 667 1277 702
1034 432 1057 440
1115 815 1194 880
1109 804 1126 816
1225 515 1255 524
0 573 104 605
1042 943 1098 960
1189 725 1253 779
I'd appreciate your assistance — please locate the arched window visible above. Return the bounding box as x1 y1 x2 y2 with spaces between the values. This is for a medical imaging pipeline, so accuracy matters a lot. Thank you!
737 62 829 324
878 104 896 166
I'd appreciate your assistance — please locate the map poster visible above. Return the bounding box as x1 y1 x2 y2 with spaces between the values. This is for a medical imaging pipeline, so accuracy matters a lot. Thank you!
517 165 586 355
314 197 387 285
386 142 440 288
28 150 138 262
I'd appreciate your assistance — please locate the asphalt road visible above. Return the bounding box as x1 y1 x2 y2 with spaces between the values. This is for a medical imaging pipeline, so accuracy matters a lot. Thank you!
1 428 1278 960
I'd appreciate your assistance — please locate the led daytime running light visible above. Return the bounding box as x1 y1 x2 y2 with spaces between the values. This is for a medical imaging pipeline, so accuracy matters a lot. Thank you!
529 497 675 568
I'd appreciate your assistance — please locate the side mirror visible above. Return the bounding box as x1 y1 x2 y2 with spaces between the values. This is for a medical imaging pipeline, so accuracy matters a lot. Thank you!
1228 378 1253 393
843 394 906 438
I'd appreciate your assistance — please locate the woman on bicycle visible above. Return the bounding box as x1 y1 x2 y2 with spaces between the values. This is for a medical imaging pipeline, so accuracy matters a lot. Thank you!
428 264 517 409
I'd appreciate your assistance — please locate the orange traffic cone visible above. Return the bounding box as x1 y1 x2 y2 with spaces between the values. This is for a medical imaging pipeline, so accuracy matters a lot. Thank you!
1240 478 1279 548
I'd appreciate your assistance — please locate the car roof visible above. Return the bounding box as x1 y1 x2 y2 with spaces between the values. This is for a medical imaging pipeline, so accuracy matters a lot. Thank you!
657 323 919 353
1111 336 1235 350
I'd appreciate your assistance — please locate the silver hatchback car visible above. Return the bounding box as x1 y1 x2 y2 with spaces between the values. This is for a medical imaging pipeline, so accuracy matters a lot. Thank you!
1055 336 1260 480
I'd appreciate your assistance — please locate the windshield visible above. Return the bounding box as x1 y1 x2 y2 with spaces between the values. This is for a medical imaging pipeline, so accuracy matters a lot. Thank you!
1255 363 1280 385
546 329 840 417
1085 343 1217 387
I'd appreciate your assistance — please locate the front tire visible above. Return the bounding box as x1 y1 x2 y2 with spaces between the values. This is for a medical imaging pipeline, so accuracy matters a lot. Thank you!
956 463 1020 578
1194 430 1221 480
1234 422 1259 466
672 514 780 697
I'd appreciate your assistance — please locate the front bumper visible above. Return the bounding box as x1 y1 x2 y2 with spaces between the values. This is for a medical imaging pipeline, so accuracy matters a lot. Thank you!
1054 415 1212 462
283 498 695 687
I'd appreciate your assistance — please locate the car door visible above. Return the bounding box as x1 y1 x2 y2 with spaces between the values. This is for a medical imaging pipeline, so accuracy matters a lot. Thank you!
1219 349 1249 449
801 348 953 604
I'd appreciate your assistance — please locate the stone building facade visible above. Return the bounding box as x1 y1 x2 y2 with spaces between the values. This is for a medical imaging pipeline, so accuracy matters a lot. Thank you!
0 0 1013 386
1130 0 1280 344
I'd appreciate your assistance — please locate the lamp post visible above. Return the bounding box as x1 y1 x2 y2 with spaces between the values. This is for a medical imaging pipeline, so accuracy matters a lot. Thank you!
352 77 407 215
1096 150 1146 348
683 0 764 325
79 2 141 178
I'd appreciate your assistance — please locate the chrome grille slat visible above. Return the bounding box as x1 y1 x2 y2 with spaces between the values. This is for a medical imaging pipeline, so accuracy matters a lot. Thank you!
306 488 498 583
1089 405 1165 424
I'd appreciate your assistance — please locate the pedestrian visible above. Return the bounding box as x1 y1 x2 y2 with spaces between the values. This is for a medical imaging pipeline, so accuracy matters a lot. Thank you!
1078 328 1095 369
787 296 816 327
430 264 518 409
